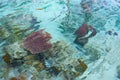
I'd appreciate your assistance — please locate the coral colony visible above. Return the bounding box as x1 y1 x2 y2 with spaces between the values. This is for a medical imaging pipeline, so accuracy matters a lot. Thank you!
74 23 97 46
23 29 52 54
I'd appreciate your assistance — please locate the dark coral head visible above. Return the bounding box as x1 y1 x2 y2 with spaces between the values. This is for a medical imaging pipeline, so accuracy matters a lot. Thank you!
74 23 89 38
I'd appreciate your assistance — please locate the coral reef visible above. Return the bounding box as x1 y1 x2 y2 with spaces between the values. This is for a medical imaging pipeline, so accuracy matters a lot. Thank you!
0 13 40 46
44 41 78 67
7 40 87 80
42 41 87 79
23 29 52 54
2 53 24 68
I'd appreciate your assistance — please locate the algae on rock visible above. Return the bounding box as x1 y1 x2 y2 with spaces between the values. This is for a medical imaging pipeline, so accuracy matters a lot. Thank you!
44 41 78 67
43 41 87 79
3 42 27 59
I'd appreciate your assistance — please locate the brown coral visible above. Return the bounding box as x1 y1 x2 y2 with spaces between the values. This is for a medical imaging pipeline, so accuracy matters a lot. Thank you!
9 74 27 80
23 29 52 54
9 77 17 80
2 53 11 64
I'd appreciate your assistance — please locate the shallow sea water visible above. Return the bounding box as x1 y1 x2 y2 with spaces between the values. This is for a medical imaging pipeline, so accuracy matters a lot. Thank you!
0 0 120 80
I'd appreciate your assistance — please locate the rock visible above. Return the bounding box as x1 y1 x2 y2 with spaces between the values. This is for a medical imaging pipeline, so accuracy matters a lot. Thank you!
85 46 100 62
9 77 18 80
74 59 87 75
74 37 88 46
3 42 27 59
44 41 79 68
10 58 24 67
2 53 11 64
33 61 45 71
62 70 76 80
47 66 62 76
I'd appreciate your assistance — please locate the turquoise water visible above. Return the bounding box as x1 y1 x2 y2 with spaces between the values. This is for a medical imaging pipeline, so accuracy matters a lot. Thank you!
0 0 120 80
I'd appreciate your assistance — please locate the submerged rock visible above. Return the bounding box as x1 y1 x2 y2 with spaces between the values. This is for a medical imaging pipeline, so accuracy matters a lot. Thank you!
2 53 24 67
43 41 87 78
9 77 18 80
84 45 100 62
2 53 11 65
10 58 24 67
32 61 45 71
44 41 78 67
74 37 88 46
47 66 62 76
3 42 27 59
74 59 87 76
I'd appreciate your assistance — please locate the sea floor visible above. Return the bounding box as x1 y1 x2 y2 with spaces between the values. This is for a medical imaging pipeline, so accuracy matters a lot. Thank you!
0 0 120 80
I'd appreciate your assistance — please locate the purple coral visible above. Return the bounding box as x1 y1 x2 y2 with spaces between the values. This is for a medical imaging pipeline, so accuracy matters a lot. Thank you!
23 29 52 54
74 23 89 38
74 23 97 46
74 23 96 38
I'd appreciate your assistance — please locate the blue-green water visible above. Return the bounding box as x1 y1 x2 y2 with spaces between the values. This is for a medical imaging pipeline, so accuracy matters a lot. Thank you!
0 0 120 80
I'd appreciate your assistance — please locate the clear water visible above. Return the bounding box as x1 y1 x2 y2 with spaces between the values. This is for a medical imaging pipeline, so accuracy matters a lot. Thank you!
0 0 120 80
